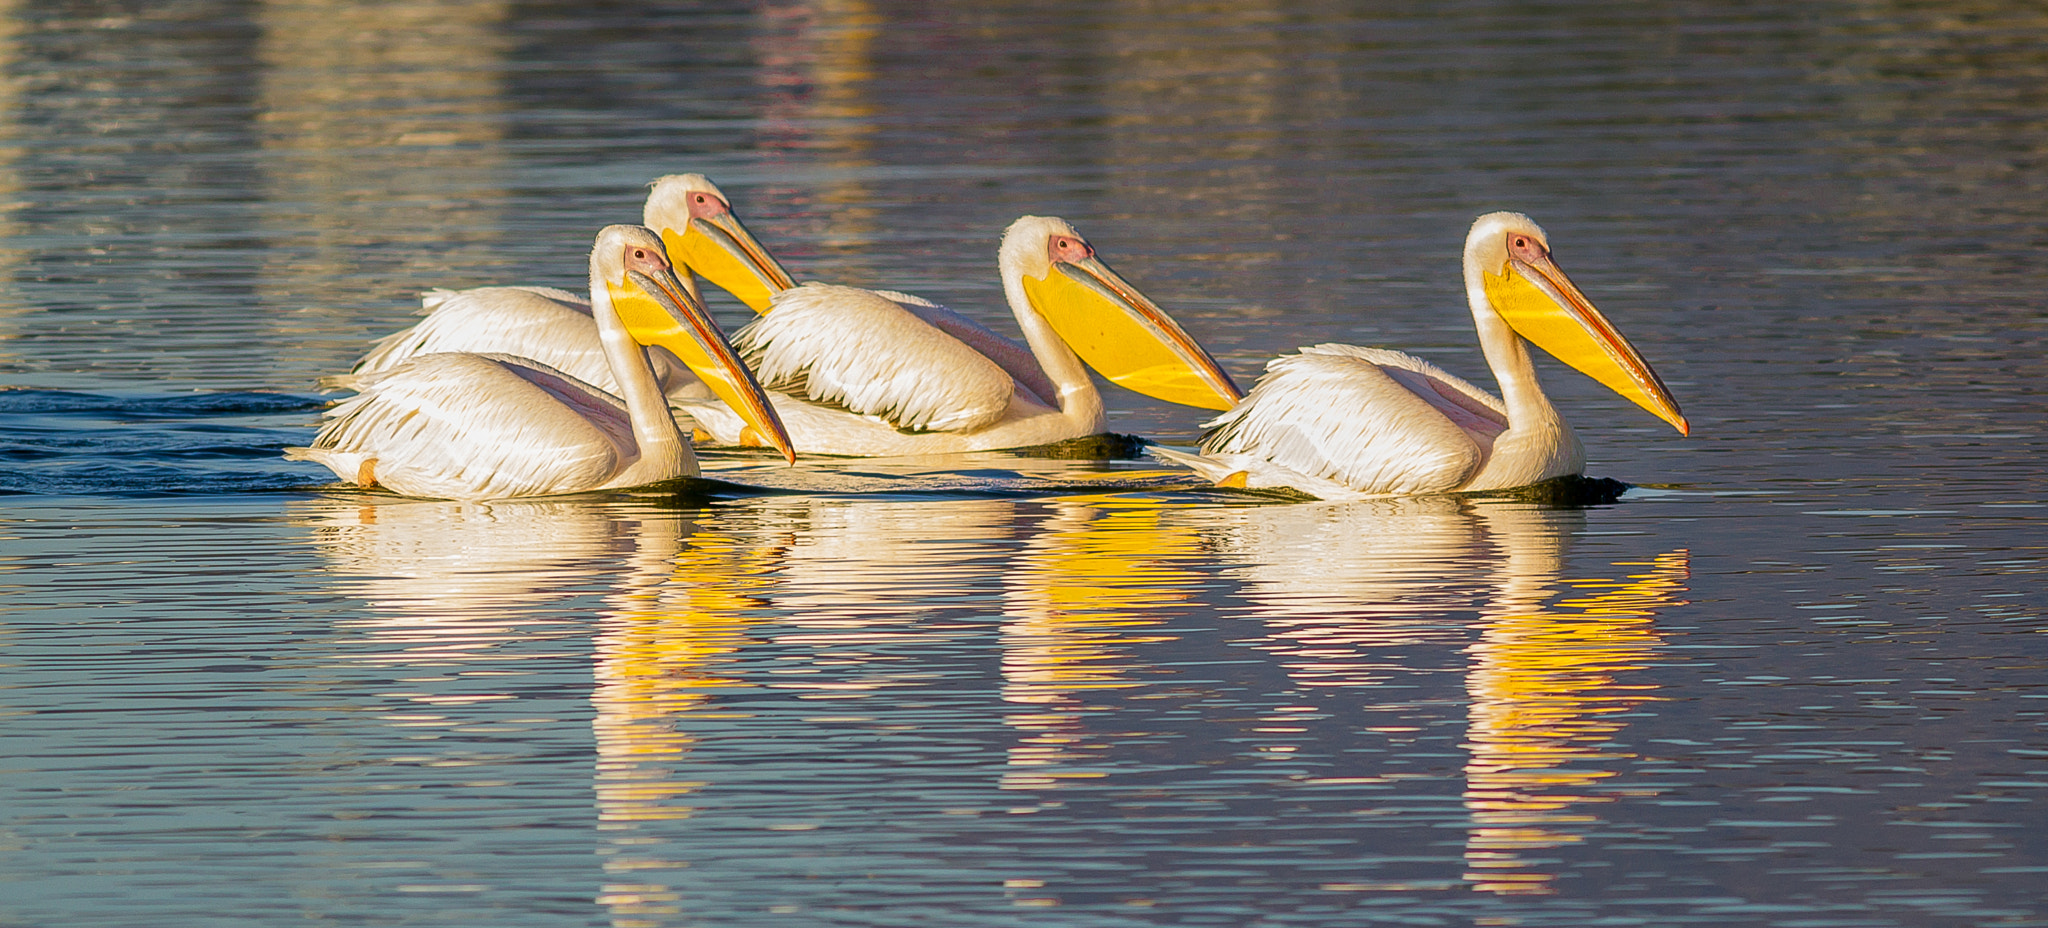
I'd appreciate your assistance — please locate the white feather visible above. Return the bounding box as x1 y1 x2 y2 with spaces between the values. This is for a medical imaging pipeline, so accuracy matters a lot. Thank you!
737 283 1016 432
1195 345 1504 497
288 353 632 500
871 289 1058 407
353 286 697 399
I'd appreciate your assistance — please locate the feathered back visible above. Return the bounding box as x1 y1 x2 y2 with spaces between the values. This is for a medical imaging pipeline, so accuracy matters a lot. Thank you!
1201 344 1506 497
737 283 1015 432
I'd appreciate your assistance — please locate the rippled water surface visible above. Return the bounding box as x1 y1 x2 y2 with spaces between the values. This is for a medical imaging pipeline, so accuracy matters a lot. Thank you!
4 2 2046 926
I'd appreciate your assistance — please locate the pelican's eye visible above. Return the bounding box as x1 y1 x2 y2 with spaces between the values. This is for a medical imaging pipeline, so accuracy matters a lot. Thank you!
1048 234 1094 263
687 191 730 219
624 244 671 274
1507 233 1546 262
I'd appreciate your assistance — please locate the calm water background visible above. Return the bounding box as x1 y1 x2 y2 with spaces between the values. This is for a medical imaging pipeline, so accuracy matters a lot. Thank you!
3 1 2046 925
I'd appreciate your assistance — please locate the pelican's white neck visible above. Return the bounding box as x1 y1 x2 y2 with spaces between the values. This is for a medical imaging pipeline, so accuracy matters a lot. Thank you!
998 219 1104 432
588 261 691 477
1460 215 1582 487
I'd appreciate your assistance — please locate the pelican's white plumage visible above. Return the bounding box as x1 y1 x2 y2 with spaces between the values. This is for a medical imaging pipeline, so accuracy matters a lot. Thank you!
680 215 1243 456
346 285 701 400
296 353 643 499
1155 212 1687 499
741 284 1016 432
286 225 794 500
344 175 793 400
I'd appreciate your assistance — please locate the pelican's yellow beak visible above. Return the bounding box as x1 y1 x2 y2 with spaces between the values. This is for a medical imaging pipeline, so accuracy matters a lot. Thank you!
606 263 798 463
658 211 796 314
1483 252 1688 435
1021 255 1243 410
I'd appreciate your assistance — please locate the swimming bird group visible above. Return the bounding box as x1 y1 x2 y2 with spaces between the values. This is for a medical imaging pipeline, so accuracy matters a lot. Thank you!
288 174 1687 501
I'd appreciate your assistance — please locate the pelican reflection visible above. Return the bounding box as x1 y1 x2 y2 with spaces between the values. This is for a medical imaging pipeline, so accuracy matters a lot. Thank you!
1201 496 1495 689
1199 497 1688 896
591 523 789 830
586 495 1018 926
290 486 711 925
299 496 796 923
586 496 1019 806
290 494 684 666
1462 545 1688 895
999 496 1212 792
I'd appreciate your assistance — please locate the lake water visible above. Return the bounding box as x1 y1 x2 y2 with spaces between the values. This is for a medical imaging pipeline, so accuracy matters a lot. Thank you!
4 1 2046 925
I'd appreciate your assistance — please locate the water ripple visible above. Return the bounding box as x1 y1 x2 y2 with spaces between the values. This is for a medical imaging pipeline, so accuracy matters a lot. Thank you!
0 388 327 495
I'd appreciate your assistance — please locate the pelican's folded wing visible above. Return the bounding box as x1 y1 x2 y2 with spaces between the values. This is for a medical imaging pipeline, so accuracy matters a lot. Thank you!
871 289 1056 409
1199 345 1490 497
292 353 629 500
355 287 610 389
740 283 1015 432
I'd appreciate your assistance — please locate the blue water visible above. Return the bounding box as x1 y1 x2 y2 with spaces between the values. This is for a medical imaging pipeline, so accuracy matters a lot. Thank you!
3 2 2046 926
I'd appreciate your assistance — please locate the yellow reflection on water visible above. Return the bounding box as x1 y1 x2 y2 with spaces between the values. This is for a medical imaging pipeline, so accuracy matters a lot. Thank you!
591 527 786 826
1201 497 1689 895
1461 545 1690 896
1000 496 1204 791
292 490 705 924
586 494 1013 928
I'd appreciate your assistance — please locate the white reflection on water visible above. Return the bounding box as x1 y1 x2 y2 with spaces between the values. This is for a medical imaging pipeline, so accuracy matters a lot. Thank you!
291 495 636 665
286 485 1696 912
760 497 1011 629
1203 497 1491 688
1193 497 1690 896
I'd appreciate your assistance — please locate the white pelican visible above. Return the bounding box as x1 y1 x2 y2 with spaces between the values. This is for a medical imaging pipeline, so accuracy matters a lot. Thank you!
678 215 1244 455
344 174 795 400
286 224 796 500
1154 212 1687 499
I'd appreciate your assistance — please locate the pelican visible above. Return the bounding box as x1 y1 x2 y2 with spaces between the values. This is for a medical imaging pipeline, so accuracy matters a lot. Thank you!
345 174 795 400
1154 212 1687 499
285 225 796 500
677 215 1244 455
